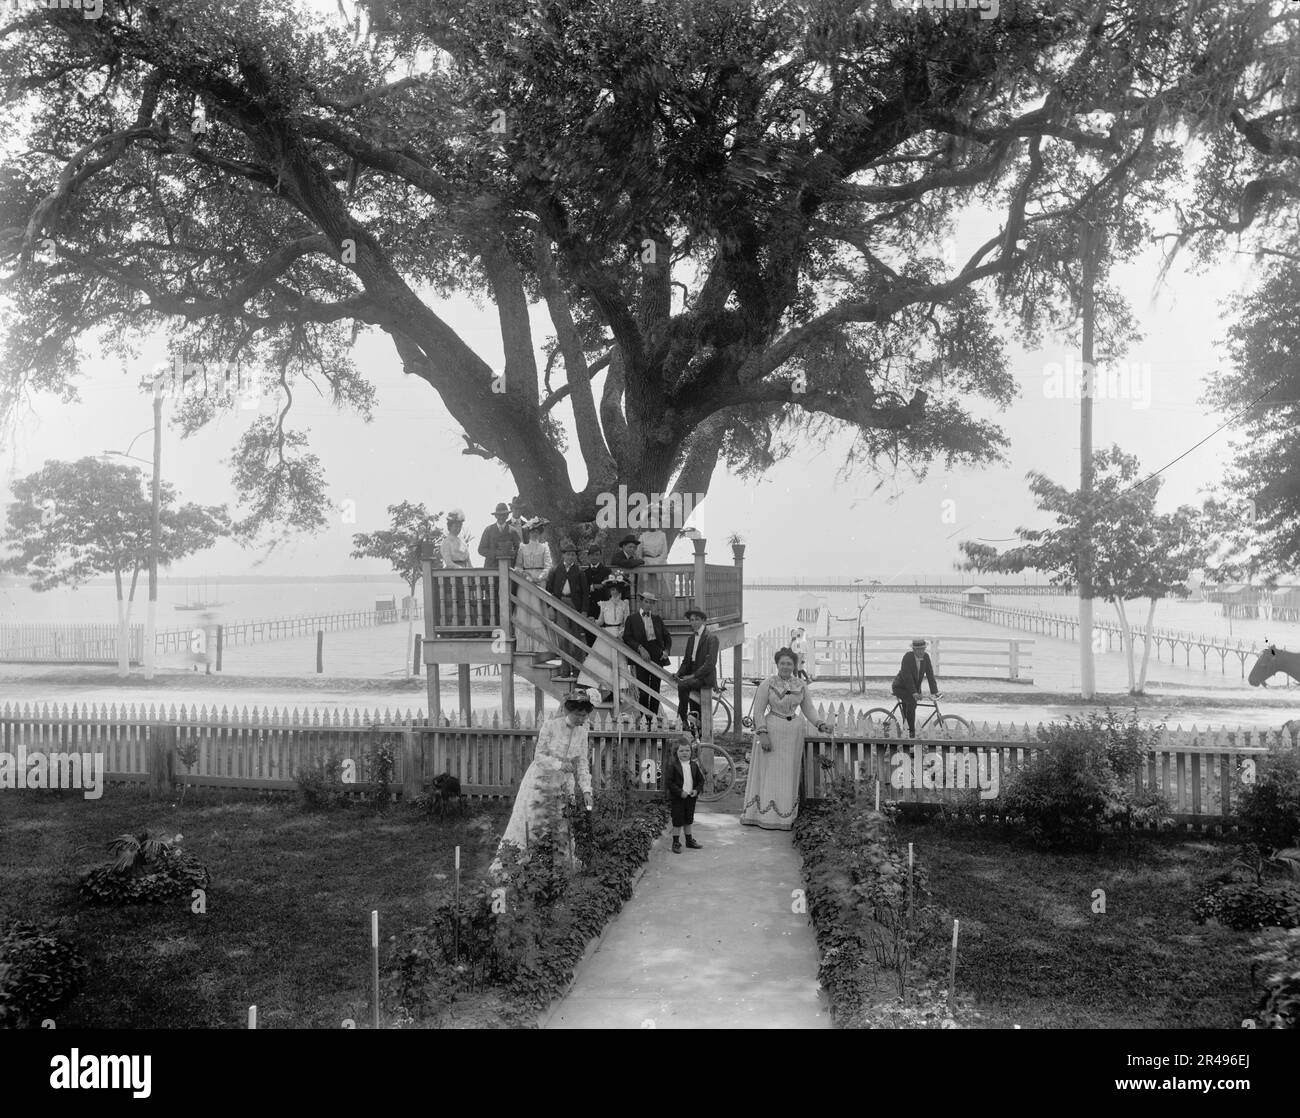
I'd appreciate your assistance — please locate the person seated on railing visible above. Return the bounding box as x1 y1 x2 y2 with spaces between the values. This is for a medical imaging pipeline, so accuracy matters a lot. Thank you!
892 637 939 737
790 628 810 681
676 607 719 733
439 509 473 569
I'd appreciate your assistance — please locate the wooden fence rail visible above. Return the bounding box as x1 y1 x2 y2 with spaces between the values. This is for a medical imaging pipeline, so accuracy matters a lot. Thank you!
743 627 1034 682
920 594 1287 683
0 607 424 665
1 702 1291 825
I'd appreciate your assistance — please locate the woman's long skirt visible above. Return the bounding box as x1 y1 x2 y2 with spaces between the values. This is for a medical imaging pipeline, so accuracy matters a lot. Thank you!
490 757 573 875
740 713 806 830
514 577 547 653
577 625 625 690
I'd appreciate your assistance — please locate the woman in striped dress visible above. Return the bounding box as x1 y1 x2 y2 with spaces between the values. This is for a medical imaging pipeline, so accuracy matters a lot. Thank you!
741 647 831 831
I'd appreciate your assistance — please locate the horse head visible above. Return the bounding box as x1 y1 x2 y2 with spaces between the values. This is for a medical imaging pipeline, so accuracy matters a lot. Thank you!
1248 641 1279 687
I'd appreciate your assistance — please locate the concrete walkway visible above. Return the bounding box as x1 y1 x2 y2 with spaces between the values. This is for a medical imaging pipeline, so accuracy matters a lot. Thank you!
543 806 829 1029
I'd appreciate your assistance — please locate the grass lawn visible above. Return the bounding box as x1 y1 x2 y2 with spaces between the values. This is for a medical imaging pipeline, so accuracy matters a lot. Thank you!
896 821 1261 1028
0 786 514 1028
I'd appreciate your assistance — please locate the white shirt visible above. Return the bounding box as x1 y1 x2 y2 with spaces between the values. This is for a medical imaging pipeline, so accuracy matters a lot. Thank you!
681 759 694 796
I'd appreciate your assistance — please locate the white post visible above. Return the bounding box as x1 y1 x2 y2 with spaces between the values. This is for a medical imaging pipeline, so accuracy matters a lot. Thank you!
371 909 380 1029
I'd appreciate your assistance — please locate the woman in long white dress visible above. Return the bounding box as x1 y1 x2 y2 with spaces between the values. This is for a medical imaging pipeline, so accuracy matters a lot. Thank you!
513 518 552 655
576 576 630 695
491 694 594 875
741 647 831 831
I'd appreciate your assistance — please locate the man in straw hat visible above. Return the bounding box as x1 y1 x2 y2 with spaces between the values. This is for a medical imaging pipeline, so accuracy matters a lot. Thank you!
891 637 939 737
477 501 520 567
675 606 719 733
622 590 671 719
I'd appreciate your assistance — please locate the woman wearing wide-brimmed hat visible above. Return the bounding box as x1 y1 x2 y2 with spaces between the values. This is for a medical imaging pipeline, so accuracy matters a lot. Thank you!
512 517 552 655
576 572 631 697
491 691 594 874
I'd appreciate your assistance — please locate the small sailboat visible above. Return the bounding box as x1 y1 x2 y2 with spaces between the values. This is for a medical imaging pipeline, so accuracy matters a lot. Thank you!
174 578 225 611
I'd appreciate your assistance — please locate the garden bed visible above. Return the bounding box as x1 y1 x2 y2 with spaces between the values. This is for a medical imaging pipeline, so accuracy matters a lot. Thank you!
0 785 664 1028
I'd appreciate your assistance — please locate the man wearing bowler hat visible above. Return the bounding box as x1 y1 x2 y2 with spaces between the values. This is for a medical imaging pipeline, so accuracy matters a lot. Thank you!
892 637 939 737
675 606 719 734
622 590 671 719
544 540 589 678
477 501 521 567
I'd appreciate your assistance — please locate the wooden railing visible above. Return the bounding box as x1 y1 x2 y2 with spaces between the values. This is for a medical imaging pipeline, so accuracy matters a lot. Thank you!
920 594 1283 682
0 623 145 664
428 570 501 633
744 627 1034 682
2 700 1285 825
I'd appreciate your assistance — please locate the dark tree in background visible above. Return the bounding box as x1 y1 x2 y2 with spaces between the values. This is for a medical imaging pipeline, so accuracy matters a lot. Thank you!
0 0 1291 547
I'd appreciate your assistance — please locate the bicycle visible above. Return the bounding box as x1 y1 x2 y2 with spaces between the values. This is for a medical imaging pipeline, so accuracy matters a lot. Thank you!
861 694 973 736
679 674 764 736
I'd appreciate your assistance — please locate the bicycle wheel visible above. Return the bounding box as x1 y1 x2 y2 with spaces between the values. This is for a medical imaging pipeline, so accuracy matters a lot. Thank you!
862 707 902 735
712 696 733 736
696 744 739 802
936 714 973 735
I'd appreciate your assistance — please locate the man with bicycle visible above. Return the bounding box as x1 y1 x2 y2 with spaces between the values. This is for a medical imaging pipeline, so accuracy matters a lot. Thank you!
892 638 939 737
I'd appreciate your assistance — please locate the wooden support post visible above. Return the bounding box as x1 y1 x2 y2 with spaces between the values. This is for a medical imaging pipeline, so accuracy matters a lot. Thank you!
498 553 515 722
412 633 422 676
148 724 176 800
692 537 707 615
215 624 223 672
316 630 324 673
458 663 472 724
401 730 420 800
733 540 745 725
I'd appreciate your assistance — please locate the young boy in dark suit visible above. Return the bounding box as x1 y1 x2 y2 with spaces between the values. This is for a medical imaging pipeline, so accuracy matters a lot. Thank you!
665 737 704 853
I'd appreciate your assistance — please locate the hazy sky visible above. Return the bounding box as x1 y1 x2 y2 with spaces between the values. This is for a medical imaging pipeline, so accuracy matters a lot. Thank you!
0 2 1260 585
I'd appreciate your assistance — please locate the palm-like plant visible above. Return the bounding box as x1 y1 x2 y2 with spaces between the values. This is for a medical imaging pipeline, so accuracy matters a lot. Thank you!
107 831 180 874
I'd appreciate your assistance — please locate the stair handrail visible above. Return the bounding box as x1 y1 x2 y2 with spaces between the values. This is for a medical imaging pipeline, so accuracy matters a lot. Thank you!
507 569 687 716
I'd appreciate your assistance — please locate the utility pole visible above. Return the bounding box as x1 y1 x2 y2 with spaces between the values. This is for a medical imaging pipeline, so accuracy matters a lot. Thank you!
145 390 162 680
1078 220 1100 700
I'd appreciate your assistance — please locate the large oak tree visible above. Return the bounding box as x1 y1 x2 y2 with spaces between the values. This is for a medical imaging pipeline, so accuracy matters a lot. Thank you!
0 0 1282 547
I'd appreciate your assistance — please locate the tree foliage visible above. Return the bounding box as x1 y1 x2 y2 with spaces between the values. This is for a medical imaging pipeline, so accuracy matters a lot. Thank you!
960 446 1203 692
350 499 444 591
0 0 1291 544
0 457 230 595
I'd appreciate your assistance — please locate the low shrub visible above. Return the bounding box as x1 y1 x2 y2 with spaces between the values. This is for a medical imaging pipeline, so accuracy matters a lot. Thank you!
365 738 397 813
1192 882 1300 931
1247 927 1300 1029
386 801 666 1025
0 918 87 1026
78 830 211 906
1237 740 1300 852
999 709 1169 849
295 756 347 810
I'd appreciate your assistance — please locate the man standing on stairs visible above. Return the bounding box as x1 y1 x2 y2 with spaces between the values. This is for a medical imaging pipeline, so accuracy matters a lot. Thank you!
544 541 589 679
609 533 644 599
676 607 719 734
623 591 671 721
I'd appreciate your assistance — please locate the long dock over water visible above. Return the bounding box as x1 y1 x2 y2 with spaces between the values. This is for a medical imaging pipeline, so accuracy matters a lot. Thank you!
744 581 1069 594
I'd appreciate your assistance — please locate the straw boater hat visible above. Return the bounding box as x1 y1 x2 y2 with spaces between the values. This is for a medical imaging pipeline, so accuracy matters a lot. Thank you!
911 638 928 648
637 591 658 603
